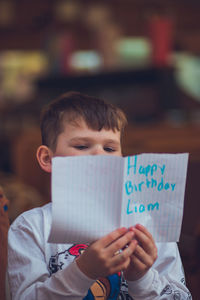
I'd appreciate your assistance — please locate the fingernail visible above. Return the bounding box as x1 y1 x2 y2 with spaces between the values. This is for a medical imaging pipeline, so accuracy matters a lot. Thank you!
128 232 135 240
129 226 135 232
135 224 142 229
133 240 138 246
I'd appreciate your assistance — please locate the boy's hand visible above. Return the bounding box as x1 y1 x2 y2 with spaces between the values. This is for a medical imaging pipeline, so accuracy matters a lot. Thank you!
124 224 157 281
76 227 137 279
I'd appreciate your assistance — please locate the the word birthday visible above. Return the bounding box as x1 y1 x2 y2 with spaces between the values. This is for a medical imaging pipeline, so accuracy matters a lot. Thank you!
125 177 176 195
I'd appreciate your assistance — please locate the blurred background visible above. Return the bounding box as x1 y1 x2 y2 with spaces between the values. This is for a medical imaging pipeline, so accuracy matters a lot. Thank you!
0 0 200 296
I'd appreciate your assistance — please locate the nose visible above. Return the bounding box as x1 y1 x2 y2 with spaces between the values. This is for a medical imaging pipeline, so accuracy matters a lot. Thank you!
91 146 105 155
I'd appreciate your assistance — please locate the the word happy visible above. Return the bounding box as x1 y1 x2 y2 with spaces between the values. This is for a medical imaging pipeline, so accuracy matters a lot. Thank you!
125 155 176 194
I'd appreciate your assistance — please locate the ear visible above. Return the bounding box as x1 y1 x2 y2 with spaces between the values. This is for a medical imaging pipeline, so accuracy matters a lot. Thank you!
36 145 53 173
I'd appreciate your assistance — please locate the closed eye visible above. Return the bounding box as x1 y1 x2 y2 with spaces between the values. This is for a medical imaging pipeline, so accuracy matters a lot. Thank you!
74 145 88 150
104 147 116 152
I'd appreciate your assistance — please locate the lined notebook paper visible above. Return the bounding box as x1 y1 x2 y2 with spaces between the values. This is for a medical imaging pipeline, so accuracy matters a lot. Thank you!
48 153 188 244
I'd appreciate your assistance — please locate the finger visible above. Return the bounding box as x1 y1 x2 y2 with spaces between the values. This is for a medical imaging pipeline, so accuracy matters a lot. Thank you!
125 253 148 280
109 240 138 274
97 227 128 248
106 231 135 255
135 224 154 242
129 252 145 270
133 244 156 267
111 239 138 266
112 257 132 274
130 227 156 255
109 257 131 275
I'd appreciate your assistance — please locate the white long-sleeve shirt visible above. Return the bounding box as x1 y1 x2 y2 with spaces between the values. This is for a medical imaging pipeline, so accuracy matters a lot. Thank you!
7 203 192 300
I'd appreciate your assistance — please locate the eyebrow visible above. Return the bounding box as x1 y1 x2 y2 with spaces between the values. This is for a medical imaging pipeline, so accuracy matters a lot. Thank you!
69 137 120 145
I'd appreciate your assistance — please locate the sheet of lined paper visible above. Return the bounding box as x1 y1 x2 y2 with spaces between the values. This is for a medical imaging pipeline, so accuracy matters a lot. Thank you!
48 153 188 244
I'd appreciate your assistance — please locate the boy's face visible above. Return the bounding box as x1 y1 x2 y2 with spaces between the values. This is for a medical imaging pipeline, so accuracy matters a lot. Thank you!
52 118 122 157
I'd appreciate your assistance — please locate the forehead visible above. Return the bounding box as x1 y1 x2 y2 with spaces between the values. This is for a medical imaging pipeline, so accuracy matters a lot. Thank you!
61 118 121 141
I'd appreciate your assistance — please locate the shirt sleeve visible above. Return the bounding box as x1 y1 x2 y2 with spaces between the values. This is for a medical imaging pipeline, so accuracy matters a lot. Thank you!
0 188 10 300
7 214 95 300
127 242 192 299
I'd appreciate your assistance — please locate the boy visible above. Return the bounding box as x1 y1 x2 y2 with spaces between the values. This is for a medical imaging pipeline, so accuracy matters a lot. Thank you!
8 91 191 299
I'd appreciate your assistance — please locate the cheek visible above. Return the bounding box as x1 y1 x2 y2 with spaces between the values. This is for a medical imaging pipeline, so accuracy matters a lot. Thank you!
69 151 82 156
114 149 122 157
53 148 75 157
115 153 122 157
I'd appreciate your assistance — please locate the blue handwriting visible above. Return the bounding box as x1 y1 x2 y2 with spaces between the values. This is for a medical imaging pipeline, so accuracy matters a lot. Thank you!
126 199 159 214
125 177 176 195
127 156 166 177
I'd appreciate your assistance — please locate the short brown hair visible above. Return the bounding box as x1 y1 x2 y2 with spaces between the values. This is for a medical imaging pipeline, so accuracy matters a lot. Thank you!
40 91 127 151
